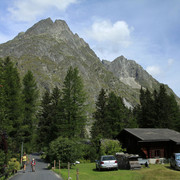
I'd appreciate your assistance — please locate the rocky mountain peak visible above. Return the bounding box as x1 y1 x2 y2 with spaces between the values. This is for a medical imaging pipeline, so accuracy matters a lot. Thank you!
25 18 53 36
9 18 89 60
102 56 159 90
14 18 72 40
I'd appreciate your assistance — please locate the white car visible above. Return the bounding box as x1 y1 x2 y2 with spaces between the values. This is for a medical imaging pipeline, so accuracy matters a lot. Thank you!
96 155 118 171
170 153 180 170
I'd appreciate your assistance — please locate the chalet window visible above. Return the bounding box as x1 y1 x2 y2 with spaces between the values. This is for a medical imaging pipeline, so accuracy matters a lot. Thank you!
150 148 164 158
155 150 160 157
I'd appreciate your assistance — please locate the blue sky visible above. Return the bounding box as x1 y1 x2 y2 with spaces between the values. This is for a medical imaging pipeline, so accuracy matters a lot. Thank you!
0 0 180 97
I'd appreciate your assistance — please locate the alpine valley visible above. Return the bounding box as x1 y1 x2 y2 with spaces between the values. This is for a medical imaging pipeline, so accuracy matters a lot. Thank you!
0 18 179 112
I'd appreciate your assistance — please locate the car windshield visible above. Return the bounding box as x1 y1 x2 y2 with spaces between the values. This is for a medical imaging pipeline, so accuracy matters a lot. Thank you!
102 156 116 161
176 155 180 160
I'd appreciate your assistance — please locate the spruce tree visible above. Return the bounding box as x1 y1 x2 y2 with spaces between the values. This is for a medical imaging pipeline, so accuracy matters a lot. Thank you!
91 88 107 139
105 92 127 139
155 85 169 127
2 57 23 150
138 88 155 128
154 85 180 129
38 90 52 148
167 94 180 130
0 59 5 130
61 66 87 138
136 85 180 130
22 70 39 149
49 86 62 141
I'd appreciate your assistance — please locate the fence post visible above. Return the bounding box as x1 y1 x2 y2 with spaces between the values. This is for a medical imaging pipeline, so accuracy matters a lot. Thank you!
59 160 60 175
76 168 79 180
54 160 56 169
68 162 70 179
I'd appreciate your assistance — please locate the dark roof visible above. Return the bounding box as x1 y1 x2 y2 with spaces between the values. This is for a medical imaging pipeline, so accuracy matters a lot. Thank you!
123 128 180 144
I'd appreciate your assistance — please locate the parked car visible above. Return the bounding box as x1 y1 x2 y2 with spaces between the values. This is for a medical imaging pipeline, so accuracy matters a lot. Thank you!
170 153 180 170
96 155 118 171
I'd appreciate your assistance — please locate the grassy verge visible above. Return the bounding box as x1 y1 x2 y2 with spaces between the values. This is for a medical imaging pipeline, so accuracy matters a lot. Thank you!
53 163 180 180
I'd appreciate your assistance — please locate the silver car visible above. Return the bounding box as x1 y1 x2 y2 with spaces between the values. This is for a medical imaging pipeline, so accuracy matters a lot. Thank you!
96 155 118 171
170 153 180 170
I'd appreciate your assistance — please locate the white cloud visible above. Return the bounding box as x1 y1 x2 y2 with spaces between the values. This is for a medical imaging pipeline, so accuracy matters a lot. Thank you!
7 0 78 22
146 66 161 76
87 19 132 47
84 19 133 60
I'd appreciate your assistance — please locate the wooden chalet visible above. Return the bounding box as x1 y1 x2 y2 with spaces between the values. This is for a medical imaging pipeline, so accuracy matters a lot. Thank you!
118 128 180 159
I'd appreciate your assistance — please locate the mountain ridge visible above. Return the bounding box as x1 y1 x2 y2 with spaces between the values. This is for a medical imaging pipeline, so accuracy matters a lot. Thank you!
0 18 179 109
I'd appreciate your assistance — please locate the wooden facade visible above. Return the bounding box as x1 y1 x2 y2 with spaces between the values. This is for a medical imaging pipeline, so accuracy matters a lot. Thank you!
118 128 180 159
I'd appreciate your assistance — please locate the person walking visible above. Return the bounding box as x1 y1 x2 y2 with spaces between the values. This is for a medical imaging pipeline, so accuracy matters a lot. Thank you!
31 158 36 172
21 153 28 173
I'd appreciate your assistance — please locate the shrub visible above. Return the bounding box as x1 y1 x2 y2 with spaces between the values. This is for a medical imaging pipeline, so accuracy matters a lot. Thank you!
0 150 6 175
8 158 20 173
48 137 83 167
100 139 125 155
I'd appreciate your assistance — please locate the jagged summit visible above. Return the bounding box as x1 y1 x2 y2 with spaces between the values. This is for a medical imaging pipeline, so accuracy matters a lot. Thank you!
15 18 72 40
25 18 54 36
102 56 159 90
3 18 89 60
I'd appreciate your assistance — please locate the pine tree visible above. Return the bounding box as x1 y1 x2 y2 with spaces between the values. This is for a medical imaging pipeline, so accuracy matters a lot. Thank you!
136 84 180 130
105 92 127 139
22 70 39 148
2 57 23 150
138 88 155 128
167 94 180 130
91 88 107 139
49 86 62 141
61 66 87 138
154 85 180 129
0 59 5 130
38 90 52 148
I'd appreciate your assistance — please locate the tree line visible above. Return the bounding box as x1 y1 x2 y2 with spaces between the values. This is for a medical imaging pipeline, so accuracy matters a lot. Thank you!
0 57 39 173
1 57 180 170
134 86 180 131
91 85 180 140
0 57 88 170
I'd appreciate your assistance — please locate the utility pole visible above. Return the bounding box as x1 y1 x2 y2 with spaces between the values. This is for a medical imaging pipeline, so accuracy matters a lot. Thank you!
21 142 23 166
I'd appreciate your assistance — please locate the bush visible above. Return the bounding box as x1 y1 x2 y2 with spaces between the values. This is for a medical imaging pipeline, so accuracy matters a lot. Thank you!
48 137 83 167
100 139 125 155
8 158 20 173
81 143 99 162
0 150 6 175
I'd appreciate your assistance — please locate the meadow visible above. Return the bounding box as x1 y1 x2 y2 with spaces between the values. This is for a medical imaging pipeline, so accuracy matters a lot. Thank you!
54 163 180 180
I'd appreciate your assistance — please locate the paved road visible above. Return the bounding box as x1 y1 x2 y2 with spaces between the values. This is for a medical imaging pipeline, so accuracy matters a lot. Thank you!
10 153 62 180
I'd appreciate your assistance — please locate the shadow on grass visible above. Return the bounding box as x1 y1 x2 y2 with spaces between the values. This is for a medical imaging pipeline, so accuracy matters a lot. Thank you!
92 168 118 172
164 165 180 171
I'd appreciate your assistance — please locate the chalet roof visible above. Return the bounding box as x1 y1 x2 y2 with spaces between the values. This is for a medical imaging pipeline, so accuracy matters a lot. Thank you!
123 128 180 144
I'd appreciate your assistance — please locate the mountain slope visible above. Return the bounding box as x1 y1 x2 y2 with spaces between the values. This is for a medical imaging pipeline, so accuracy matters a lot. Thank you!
102 55 160 90
0 18 140 110
102 56 180 105
0 18 179 110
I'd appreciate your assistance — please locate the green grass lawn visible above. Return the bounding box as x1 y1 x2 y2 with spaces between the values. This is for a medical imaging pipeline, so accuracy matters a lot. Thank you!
54 163 180 180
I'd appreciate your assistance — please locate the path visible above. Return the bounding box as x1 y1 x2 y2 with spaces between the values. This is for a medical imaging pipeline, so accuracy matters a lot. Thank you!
10 153 62 180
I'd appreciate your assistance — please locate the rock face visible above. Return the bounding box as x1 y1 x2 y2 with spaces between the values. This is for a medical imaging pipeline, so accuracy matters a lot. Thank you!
102 56 159 90
0 18 179 111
